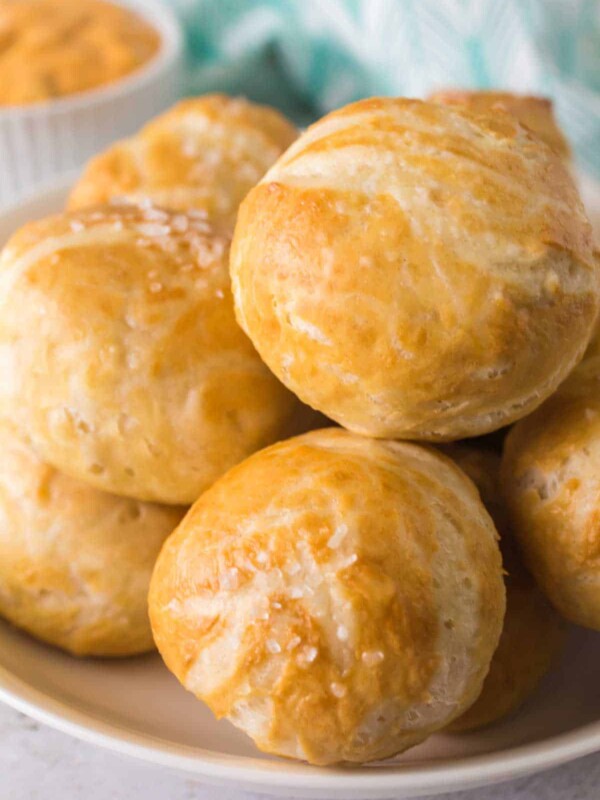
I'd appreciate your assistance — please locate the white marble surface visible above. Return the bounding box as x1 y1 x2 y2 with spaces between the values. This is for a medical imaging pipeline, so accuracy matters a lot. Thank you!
0 702 598 800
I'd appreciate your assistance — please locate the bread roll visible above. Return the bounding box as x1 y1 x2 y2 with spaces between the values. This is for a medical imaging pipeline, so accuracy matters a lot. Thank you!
0 425 183 656
68 95 298 231
442 445 565 731
0 204 303 504
428 90 571 163
502 355 600 630
230 98 597 440
149 428 505 765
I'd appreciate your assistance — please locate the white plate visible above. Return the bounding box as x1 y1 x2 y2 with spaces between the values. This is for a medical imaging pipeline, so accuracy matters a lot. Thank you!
0 178 599 800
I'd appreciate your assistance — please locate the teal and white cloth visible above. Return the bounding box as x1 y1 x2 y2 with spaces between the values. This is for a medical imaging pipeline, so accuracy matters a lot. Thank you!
170 0 600 177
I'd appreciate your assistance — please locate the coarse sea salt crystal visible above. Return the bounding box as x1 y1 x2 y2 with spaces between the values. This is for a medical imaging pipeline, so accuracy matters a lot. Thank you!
297 645 318 665
289 587 303 599
220 567 239 590
188 208 209 220
330 682 346 698
144 207 169 221
138 223 171 238
172 215 189 233
362 650 385 666
210 240 225 259
266 639 281 654
195 244 216 268
336 625 349 642
191 221 212 237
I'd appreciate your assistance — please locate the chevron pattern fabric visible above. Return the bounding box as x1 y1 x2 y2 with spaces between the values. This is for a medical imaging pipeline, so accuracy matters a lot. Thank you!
171 0 600 177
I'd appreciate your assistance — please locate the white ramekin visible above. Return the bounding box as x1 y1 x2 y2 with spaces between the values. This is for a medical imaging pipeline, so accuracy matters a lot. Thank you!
0 0 183 210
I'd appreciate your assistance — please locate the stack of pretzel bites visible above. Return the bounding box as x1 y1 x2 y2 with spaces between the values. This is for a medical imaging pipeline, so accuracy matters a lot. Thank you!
0 91 598 766
0 95 309 656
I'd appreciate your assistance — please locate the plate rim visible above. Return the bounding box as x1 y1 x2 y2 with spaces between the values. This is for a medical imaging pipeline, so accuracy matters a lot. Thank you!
0 175 599 798
1 657 600 797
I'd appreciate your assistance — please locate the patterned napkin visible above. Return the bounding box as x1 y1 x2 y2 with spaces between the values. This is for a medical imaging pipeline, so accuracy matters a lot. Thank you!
170 0 600 178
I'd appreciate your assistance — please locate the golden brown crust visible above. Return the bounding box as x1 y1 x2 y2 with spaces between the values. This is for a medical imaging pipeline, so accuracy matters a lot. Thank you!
502 356 600 630
149 428 505 765
441 445 565 731
428 90 572 161
68 95 299 231
451 580 565 731
231 97 598 441
0 204 304 505
0 0 160 106
0 424 183 656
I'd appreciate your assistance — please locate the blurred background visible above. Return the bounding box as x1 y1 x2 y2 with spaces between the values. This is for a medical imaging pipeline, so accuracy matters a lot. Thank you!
170 0 600 177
